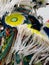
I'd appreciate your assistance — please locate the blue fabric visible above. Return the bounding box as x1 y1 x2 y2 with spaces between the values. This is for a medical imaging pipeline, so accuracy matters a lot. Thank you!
43 27 49 37
0 31 6 37
28 15 43 31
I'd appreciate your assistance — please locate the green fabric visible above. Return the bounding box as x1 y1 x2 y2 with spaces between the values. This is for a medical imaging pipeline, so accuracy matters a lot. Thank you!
15 52 21 64
11 17 18 22
0 32 14 60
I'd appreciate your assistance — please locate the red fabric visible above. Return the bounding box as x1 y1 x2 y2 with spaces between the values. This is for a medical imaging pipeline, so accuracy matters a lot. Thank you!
6 29 10 36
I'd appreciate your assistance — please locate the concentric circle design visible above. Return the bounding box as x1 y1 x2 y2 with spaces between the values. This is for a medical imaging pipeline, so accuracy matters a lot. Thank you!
11 17 18 22
5 12 25 27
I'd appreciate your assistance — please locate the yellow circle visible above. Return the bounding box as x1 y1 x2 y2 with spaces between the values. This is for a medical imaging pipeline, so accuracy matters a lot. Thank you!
5 12 25 27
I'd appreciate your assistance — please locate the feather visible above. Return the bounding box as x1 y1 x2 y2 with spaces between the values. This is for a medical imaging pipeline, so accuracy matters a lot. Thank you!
13 24 49 65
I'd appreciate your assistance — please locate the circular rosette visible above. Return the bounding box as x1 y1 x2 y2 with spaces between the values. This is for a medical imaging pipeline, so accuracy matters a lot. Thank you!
5 12 25 27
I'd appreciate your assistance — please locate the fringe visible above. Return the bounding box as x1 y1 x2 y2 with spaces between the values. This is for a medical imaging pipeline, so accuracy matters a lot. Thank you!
13 24 49 65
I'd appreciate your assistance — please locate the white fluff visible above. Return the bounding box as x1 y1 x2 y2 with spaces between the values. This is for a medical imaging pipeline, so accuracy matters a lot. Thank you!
0 0 23 18
12 24 49 65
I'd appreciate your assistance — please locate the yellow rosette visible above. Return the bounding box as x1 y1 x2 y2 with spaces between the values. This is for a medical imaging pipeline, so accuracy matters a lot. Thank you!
5 12 25 27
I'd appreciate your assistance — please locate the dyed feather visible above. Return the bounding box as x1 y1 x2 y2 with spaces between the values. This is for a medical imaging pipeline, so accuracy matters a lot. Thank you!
13 24 49 65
